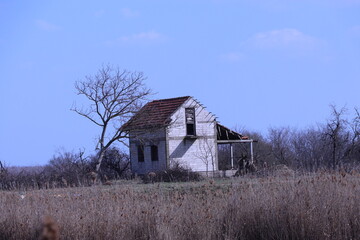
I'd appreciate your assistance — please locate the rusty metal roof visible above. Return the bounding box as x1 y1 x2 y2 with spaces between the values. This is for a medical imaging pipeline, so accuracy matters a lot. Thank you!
122 96 191 131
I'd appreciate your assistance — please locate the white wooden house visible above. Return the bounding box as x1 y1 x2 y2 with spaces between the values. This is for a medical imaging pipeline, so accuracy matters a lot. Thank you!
122 96 254 175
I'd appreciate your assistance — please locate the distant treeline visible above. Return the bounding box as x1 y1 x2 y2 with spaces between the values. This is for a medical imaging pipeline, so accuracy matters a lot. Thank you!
0 147 130 191
219 105 360 172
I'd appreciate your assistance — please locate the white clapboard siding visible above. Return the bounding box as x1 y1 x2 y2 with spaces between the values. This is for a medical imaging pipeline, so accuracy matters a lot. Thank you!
167 98 218 172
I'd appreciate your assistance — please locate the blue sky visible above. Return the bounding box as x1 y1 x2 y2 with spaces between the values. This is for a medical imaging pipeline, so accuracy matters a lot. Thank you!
0 0 359 166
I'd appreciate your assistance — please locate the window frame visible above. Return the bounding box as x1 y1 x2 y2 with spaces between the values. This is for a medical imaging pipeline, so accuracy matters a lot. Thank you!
185 108 196 136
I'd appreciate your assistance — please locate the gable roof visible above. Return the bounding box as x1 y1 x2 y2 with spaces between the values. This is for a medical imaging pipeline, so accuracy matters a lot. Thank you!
122 96 191 131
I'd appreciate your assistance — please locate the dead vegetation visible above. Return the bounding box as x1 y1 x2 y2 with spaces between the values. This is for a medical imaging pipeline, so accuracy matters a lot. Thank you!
0 172 359 240
142 163 203 183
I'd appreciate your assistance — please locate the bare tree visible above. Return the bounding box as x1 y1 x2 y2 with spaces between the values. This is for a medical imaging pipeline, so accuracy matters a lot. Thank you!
268 127 294 166
0 160 7 182
350 108 360 143
98 147 130 179
346 108 360 164
45 149 91 186
0 160 5 172
72 65 151 172
324 105 349 169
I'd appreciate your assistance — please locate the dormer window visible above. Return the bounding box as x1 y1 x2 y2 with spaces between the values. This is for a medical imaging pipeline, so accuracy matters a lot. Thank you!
185 108 196 136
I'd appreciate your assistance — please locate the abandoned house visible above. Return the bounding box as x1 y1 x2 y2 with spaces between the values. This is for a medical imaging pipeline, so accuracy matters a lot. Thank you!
122 96 254 176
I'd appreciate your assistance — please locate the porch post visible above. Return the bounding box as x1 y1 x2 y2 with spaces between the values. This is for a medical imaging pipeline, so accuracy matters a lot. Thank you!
250 141 254 164
230 143 234 169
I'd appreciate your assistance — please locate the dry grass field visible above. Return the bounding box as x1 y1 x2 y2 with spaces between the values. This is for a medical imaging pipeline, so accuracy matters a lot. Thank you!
0 172 359 240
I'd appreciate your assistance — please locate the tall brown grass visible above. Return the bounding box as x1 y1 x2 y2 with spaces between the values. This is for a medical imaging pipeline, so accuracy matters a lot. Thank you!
0 172 359 240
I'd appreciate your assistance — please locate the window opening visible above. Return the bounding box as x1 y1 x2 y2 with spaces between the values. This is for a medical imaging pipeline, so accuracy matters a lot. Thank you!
151 145 158 161
185 108 196 136
137 145 144 162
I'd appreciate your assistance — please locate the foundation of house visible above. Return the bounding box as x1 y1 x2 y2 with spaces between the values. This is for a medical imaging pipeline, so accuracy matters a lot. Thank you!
197 170 238 178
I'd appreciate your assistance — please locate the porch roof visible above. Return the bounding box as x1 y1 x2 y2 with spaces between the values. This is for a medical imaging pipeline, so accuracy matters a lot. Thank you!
216 123 250 141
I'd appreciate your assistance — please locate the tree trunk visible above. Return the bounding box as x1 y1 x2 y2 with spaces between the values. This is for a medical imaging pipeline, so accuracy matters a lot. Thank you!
95 150 106 172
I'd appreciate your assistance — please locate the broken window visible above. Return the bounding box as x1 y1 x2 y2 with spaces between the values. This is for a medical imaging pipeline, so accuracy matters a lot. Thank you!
137 145 144 162
151 145 158 161
185 108 196 136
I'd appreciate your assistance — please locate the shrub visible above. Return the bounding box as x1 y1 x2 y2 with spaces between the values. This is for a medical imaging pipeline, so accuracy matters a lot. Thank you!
143 163 202 183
